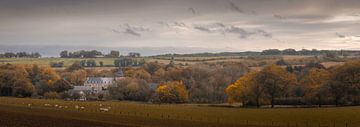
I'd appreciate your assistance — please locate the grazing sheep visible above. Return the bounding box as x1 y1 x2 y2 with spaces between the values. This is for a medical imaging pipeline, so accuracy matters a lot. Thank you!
44 104 51 107
99 104 103 107
27 104 32 107
64 106 68 109
54 104 58 107
58 106 63 109
99 108 109 112
75 105 79 110
80 106 85 110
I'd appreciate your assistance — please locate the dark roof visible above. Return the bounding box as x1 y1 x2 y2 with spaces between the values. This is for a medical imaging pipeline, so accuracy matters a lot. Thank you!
85 77 114 84
114 68 124 77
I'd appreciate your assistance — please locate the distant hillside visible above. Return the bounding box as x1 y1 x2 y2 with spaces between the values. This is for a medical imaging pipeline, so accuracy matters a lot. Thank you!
153 49 360 57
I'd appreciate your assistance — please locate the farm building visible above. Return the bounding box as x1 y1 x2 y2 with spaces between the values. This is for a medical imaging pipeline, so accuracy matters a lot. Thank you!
74 77 116 94
70 69 124 99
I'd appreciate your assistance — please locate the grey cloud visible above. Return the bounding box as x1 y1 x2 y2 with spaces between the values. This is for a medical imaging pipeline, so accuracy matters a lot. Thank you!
224 26 249 38
124 28 141 37
229 1 244 13
173 22 187 27
255 30 273 38
214 23 226 27
158 21 170 28
228 1 257 15
194 23 272 39
336 32 346 38
274 14 287 20
158 21 190 34
121 24 150 32
112 29 121 34
188 7 197 15
194 26 212 33
1 0 360 50
112 23 151 37
158 21 187 28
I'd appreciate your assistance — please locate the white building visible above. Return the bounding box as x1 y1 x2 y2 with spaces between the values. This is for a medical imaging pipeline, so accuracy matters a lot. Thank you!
71 68 124 96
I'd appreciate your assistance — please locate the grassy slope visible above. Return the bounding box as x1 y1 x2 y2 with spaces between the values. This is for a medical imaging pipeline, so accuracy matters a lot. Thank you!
0 97 359 127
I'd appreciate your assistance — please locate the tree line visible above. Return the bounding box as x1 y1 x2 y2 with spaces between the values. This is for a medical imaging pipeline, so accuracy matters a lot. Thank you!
50 58 145 68
60 50 141 58
0 60 359 107
154 49 360 57
109 60 359 106
226 61 360 107
0 52 41 58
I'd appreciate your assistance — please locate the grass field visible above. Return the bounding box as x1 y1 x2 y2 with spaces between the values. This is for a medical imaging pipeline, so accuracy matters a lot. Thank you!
0 58 118 67
0 97 359 127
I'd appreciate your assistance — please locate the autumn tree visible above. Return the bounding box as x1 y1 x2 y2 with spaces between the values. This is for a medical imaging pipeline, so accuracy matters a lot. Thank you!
125 68 152 82
225 71 257 106
300 68 331 107
34 67 62 95
152 68 166 83
109 77 151 101
209 63 249 103
256 64 297 108
61 69 87 86
44 91 60 99
330 60 360 105
142 62 164 75
155 81 189 103
0 64 34 97
66 61 84 72
185 64 213 103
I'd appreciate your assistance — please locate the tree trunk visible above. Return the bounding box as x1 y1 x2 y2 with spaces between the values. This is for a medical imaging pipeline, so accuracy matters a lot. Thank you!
256 96 260 108
335 97 339 107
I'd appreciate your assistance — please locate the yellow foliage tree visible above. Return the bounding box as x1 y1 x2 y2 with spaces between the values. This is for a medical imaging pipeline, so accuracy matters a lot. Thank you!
225 71 257 105
155 81 189 103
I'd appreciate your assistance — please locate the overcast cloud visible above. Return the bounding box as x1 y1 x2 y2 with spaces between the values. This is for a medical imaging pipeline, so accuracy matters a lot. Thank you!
0 0 360 54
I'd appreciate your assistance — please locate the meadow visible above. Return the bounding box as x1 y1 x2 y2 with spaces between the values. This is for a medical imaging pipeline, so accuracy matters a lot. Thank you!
0 97 359 127
0 57 118 67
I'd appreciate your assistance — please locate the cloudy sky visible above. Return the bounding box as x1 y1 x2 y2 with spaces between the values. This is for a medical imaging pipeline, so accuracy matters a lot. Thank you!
1 0 360 54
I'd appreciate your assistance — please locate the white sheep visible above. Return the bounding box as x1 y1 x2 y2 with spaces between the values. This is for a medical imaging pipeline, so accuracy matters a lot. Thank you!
99 108 109 112
44 104 51 107
75 105 79 110
54 104 58 107
80 106 85 110
27 104 32 107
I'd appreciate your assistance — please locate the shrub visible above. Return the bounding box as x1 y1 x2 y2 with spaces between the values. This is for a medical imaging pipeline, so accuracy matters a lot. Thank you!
44 92 60 99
